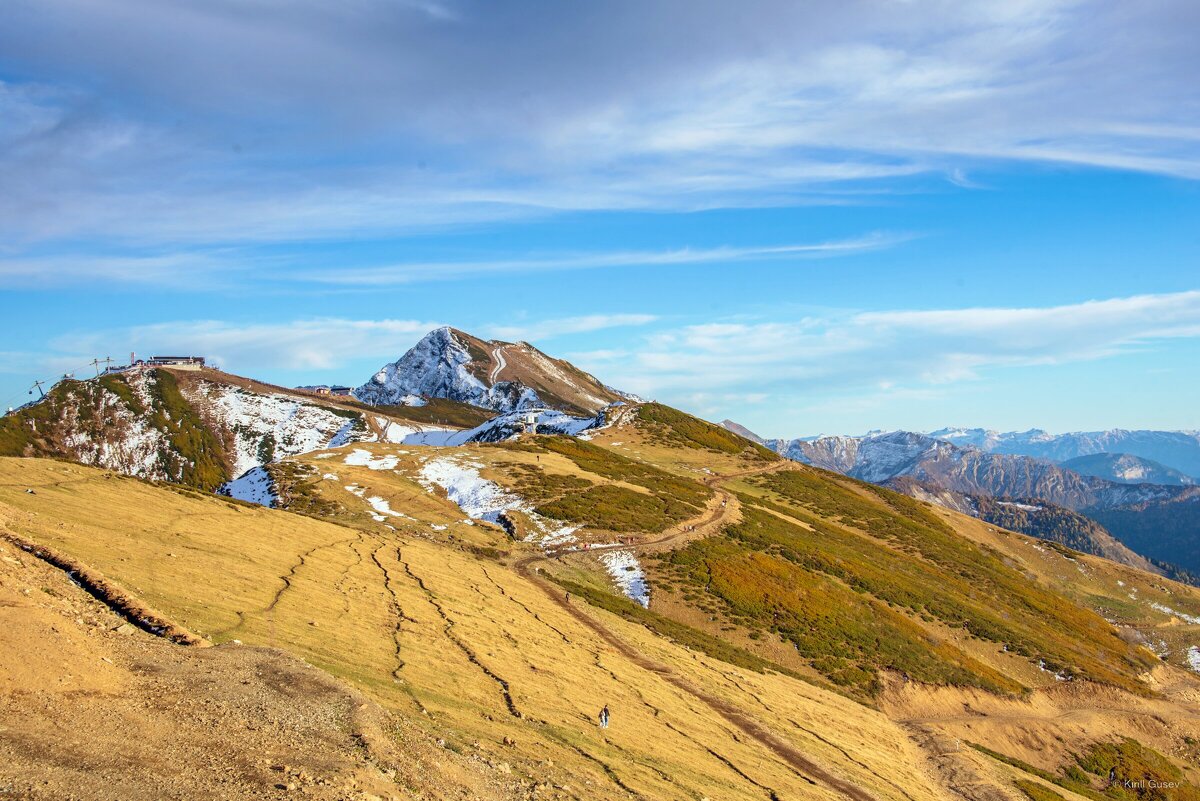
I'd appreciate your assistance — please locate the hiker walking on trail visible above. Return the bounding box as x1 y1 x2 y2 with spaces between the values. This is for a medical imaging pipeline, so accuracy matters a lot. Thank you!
599 705 610 729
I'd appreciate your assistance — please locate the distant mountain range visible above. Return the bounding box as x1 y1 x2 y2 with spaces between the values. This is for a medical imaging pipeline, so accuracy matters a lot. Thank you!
725 422 1200 576
927 426 1200 477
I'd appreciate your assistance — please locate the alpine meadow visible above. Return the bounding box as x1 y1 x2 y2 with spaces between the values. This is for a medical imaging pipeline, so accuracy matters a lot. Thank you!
3 4 1200 801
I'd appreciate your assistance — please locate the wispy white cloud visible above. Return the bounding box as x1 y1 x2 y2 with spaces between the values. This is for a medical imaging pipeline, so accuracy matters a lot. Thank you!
0 233 906 288
0 252 244 288
298 234 906 286
50 318 444 373
485 314 658 342
586 290 1200 401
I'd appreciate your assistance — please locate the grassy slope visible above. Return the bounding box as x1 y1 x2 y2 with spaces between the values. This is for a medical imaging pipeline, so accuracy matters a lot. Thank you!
9 398 1200 800
0 456 950 801
916 499 1200 676
574 408 1161 699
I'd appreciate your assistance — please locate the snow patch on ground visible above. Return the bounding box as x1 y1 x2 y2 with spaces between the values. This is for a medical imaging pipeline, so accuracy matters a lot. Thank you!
1188 647 1200 673
599 550 650 607
997 501 1043 512
402 429 466 446
533 524 579 547
344 449 400 470
416 455 580 546
1037 659 1069 682
195 382 372 478
418 458 524 523
1151 602 1200 625
221 467 276 507
367 495 412 521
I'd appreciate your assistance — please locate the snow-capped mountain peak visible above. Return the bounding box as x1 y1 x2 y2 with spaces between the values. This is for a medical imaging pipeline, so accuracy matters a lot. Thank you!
355 326 633 416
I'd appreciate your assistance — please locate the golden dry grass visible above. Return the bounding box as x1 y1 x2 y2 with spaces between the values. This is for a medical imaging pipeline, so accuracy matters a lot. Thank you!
1 456 959 801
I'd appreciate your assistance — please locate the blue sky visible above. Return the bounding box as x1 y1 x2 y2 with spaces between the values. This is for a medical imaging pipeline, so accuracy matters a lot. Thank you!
2 1 1198 437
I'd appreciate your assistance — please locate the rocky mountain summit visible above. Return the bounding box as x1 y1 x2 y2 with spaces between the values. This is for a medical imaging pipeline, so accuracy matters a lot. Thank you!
355 327 635 416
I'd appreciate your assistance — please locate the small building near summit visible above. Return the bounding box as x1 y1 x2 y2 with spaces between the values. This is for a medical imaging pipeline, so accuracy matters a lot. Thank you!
146 356 206 370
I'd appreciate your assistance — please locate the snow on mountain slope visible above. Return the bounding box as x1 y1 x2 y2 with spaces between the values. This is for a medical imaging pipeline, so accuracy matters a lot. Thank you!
187 381 373 480
1 369 223 487
1061 452 1196 486
355 326 632 415
1 367 423 495
57 370 177 479
221 466 277 506
929 427 1200 477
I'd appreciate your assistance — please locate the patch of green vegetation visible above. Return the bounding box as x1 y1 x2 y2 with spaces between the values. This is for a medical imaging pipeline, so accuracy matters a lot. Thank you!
536 484 696 532
1016 780 1070 801
498 462 593 505
635 403 778 460
503 436 711 508
98 374 143 414
969 743 1107 801
548 575 806 680
0 386 66 455
1074 738 1200 801
973 739 1199 801
143 371 229 491
267 462 348 520
499 437 712 532
256 432 277 464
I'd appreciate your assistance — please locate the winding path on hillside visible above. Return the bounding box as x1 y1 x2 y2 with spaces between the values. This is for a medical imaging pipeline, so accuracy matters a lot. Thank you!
515 460 882 801
489 345 507 384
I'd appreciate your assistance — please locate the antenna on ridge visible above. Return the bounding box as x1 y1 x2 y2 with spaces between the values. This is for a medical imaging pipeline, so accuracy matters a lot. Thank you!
29 379 46 398
90 358 102 377
103 356 114 373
